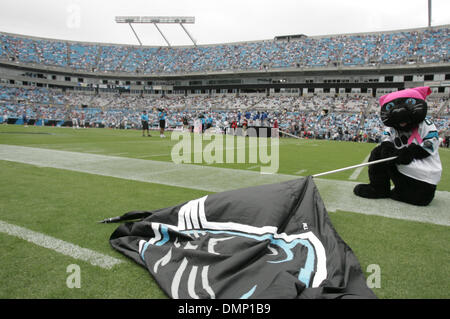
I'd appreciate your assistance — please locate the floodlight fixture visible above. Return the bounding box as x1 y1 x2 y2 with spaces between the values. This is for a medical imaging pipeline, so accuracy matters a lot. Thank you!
115 16 195 24
115 16 197 47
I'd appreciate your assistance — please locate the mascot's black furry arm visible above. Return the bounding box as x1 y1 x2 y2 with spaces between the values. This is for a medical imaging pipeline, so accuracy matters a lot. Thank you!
354 87 442 206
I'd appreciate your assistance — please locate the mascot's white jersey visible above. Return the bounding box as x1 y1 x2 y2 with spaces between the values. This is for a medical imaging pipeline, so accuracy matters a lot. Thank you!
381 119 442 185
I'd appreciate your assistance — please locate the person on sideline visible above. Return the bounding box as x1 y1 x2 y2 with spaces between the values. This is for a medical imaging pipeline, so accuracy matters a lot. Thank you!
141 110 151 137
158 108 166 138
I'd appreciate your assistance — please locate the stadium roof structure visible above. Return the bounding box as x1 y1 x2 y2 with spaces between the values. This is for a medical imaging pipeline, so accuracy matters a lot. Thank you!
115 16 197 47
274 34 308 41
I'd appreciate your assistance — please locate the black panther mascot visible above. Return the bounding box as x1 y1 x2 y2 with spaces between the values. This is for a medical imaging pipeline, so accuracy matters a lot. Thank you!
354 87 442 206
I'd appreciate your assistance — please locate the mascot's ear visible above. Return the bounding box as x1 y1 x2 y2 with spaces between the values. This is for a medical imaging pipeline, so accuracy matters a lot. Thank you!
411 86 432 100
379 95 388 107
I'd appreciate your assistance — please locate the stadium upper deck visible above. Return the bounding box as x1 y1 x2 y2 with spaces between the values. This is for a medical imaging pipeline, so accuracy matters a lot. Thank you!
0 26 448 76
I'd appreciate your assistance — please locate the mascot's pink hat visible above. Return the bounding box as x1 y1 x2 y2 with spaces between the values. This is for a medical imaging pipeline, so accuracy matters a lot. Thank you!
379 86 431 107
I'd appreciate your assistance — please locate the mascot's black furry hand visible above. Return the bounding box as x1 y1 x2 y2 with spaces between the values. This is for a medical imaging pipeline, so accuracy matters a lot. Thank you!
395 144 430 165
380 141 398 158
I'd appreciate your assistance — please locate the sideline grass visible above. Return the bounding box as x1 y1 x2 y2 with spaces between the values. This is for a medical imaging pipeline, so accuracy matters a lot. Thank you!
1 125 449 190
0 125 449 298
1 159 449 298
0 160 209 299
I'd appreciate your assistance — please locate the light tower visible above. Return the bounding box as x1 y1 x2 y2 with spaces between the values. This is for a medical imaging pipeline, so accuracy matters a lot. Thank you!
115 16 197 47
428 0 432 27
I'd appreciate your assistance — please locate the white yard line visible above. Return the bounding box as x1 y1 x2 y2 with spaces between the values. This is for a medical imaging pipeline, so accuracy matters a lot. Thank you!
348 154 371 180
137 153 171 158
0 144 449 226
108 152 129 156
0 144 292 193
315 179 450 227
0 220 123 269
135 146 259 159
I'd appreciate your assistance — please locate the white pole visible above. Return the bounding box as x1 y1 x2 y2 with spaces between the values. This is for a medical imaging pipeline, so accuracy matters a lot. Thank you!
275 128 397 178
428 0 432 27
312 156 397 178
278 129 301 139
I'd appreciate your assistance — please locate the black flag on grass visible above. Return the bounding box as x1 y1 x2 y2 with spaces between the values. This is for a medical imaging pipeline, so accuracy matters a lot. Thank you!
108 176 376 299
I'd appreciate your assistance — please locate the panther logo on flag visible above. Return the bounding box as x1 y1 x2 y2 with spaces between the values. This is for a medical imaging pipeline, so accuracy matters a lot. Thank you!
138 195 327 299
109 177 376 299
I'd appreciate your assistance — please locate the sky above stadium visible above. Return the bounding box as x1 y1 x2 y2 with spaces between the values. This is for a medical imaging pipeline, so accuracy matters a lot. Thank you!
0 0 449 46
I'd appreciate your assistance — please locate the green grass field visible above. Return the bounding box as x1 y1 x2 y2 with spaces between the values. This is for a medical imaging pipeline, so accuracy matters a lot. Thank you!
0 125 449 299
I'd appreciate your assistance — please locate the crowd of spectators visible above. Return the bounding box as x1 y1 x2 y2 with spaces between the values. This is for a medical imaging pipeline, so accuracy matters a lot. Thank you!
0 86 448 144
1 27 448 74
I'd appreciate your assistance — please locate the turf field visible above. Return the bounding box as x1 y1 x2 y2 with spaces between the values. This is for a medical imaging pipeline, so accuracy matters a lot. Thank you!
0 125 449 299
